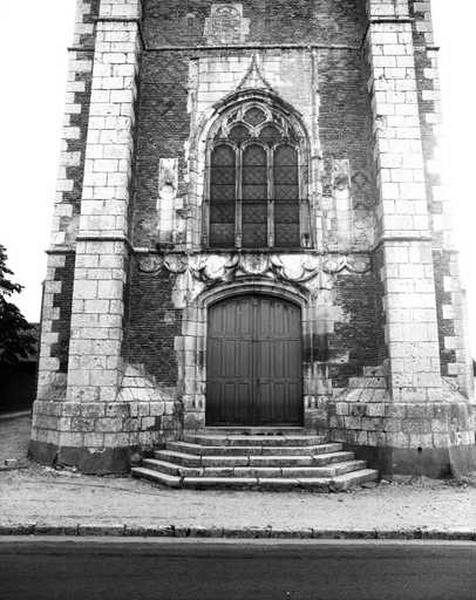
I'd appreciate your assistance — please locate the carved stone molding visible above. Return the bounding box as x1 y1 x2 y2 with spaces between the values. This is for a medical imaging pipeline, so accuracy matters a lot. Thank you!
137 254 188 274
138 252 371 280
138 255 163 273
322 255 371 275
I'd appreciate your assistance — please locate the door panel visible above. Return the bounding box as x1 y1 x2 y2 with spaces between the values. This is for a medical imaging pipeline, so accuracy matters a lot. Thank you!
207 295 302 425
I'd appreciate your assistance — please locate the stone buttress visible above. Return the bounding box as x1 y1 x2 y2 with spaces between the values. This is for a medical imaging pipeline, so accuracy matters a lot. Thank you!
30 0 475 477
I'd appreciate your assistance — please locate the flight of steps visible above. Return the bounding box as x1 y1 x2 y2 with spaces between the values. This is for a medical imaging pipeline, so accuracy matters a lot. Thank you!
131 428 378 491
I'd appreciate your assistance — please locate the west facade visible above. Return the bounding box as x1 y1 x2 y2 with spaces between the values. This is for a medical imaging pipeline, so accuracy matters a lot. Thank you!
30 0 475 477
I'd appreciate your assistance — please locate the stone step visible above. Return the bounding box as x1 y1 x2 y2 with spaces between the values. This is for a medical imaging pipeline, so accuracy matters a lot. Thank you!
131 467 378 492
182 433 326 447
142 458 366 479
132 467 181 488
154 449 355 469
202 427 308 436
167 441 344 457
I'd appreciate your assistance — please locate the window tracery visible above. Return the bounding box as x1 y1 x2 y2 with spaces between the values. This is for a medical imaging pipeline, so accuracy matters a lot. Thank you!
204 101 310 250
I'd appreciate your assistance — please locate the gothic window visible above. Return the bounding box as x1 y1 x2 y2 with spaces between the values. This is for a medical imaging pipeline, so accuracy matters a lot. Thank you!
206 103 308 250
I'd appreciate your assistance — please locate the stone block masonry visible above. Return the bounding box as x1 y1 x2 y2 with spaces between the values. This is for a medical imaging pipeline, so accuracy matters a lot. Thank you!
365 2 441 401
65 0 144 469
30 0 163 473
32 0 99 455
30 0 475 477
409 0 474 397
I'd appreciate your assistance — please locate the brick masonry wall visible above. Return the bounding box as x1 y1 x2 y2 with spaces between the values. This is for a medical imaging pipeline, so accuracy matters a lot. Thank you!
318 49 377 251
133 51 190 247
328 272 381 388
131 1 381 395
125 263 182 385
142 0 367 47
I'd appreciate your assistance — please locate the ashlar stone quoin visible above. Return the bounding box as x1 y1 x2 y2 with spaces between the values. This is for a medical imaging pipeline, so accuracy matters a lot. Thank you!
30 0 475 478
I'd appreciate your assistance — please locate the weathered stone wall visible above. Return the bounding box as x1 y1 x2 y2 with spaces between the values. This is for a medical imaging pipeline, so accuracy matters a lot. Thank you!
409 0 473 397
31 0 474 476
31 0 165 473
130 0 380 404
32 0 99 452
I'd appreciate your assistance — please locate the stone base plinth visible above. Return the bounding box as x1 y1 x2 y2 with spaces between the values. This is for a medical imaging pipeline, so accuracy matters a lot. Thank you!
327 383 475 478
28 440 138 475
350 443 476 480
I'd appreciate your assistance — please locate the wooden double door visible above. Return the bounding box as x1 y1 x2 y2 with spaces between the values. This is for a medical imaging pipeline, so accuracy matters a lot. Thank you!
206 295 303 425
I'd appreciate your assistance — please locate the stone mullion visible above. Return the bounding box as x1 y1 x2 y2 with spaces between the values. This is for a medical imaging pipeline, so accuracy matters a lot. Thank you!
66 0 142 411
366 1 441 402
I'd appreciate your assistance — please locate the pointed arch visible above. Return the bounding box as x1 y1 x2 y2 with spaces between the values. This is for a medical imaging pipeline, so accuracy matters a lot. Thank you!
201 91 313 250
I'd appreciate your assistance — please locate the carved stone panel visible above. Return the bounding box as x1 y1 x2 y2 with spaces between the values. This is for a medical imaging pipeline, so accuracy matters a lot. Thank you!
157 158 179 246
204 4 250 45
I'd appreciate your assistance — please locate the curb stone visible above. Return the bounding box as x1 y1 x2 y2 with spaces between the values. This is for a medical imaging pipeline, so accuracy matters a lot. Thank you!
0 524 474 541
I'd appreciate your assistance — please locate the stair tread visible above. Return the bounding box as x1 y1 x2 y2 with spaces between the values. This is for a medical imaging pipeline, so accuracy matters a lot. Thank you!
187 435 324 441
132 467 378 490
331 468 378 482
168 441 343 456
143 457 365 475
157 449 353 460
155 450 356 469
184 434 325 446
131 467 181 486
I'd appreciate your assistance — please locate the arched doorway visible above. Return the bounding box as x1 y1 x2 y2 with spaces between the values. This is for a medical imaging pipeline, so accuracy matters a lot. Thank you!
206 295 303 425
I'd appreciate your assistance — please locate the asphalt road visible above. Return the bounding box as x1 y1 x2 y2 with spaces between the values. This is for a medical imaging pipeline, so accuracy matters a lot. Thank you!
0 538 475 600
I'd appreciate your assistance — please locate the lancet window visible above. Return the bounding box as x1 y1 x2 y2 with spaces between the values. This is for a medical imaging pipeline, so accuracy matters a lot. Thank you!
204 102 309 249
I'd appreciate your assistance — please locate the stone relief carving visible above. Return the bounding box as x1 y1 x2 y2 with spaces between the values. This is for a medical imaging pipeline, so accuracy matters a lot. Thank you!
204 4 250 45
138 252 371 279
157 158 180 246
332 158 353 246
138 252 372 308
137 254 188 274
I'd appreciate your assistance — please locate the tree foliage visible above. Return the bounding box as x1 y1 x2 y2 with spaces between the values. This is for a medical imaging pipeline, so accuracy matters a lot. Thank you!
0 245 36 366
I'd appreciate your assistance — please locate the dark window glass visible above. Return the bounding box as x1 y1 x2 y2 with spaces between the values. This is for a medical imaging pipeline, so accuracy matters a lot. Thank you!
229 124 250 144
244 107 266 126
210 144 235 247
259 124 281 145
207 112 303 250
242 144 267 248
274 145 300 247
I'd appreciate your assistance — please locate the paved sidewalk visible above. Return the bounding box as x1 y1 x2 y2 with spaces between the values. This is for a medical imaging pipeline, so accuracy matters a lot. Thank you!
1 416 475 540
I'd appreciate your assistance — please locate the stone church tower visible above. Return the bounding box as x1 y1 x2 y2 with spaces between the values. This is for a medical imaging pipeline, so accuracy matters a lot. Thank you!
30 0 475 482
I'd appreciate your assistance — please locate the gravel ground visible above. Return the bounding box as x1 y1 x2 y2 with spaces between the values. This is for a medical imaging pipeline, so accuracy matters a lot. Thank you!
0 413 31 468
1 416 475 535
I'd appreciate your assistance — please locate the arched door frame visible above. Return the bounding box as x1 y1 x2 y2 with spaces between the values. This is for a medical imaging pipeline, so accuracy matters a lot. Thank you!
178 279 317 431
207 293 304 425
